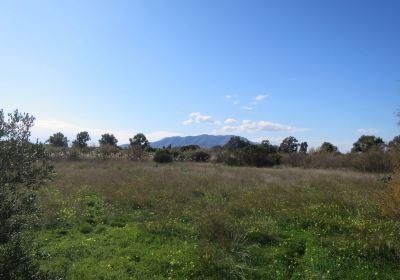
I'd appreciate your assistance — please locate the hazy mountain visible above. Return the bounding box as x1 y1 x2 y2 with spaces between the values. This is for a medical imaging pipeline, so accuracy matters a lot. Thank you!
149 134 248 149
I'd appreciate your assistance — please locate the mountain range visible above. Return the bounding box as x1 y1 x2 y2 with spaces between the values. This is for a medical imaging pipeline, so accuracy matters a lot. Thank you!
120 134 249 149
151 134 245 148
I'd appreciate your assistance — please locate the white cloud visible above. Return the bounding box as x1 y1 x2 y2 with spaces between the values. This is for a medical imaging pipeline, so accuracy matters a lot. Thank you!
241 106 253 111
224 118 237 124
182 118 193 125
35 120 83 131
357 128 379 134
225 95 232 99
183 112 215 125
221 120 309 133
253 94 268 102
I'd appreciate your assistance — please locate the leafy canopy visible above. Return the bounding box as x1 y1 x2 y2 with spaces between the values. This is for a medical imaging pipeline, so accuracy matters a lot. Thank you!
0 109 53 279
47 132 68 147
72 131 91 148
99 133 118 147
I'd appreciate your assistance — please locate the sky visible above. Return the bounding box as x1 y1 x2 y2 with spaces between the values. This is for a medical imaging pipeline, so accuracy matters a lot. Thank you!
1 0 399 151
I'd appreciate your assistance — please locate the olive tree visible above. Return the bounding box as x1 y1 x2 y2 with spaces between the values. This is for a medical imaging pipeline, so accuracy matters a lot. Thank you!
351 135 384 153
129 133 149 149
319 142 339 153
99 133 118 146
299 142 308 154
279 136 299 153
72 131 91 148
0 109 53 279
128 133 150 160
47 132 68 147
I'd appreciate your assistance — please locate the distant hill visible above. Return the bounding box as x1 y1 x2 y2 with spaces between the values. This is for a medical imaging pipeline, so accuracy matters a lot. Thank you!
149 134 248 149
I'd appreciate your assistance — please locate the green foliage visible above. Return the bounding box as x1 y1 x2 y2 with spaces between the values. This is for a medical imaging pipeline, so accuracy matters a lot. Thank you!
67 148 81 161
388 135 400 149
72 131 90 149
224 136 251 150
99 133 118 147
98 144 120 158
32 161 400 279
129 133 149 150
128 133 150 161
217 136 250 166
242 144 280 167
180 145 200 152
351 135 384 153
279 136 299 153
299 141 308 154
153 149 173 163
319 141 339 153
219 137 280 167
47 132 68 147
0 109 52 279
190 151 210 162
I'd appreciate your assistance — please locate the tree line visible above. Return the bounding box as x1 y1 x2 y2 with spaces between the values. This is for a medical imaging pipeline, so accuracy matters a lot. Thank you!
44 130 400 172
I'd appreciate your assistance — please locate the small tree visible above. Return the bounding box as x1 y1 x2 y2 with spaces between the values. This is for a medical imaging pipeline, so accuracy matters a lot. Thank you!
190 151 210 162
224 136 250 150
219 136 251 165
279 136 299 153
351 135 384 153
0 109 53 279
47 132 68 147
128 133 149 161
129 133 149 149
99 133 118 146
260 140 279 153
153 149 173 163
299 142 308 154
319 142 338 153
72 131 91 148
388 135 400 150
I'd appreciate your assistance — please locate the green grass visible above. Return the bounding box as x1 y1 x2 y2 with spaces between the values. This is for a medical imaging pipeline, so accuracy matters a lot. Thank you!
32 161 400 279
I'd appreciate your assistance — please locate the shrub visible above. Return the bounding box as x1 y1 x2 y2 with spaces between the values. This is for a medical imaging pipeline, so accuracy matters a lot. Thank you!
128 145 148 161
129 133 149 150
72 131 90 148
99 133 118 146
0 109 52 279
190 151 210 162
79 223 93 234
153 149 173 163
378 173 400 219
97 144 120 159
242 145 280 167
47 132 68 147
67 148 81 161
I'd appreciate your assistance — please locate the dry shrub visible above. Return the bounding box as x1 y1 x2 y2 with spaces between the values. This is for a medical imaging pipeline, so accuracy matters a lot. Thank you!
378 173 400 219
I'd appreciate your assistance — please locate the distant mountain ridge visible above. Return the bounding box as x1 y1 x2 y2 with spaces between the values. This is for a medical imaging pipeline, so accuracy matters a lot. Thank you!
150 134 248 149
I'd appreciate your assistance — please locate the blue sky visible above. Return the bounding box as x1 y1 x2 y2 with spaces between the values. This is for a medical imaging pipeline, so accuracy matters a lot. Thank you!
1 0 399 151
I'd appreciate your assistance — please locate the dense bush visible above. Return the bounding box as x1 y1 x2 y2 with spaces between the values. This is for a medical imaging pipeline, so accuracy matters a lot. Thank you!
153 149 173 163
190 151 210 162
72 131 90 148
216 137 280 167
99 133 118 146
98 144 120 159
0 109 52 279
47 132 68 147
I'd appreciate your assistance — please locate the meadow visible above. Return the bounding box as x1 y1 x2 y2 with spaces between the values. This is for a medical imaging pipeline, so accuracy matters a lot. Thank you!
33 160 400 279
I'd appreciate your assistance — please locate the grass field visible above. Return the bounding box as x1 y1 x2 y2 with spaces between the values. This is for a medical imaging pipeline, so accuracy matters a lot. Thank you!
32 161 400 279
